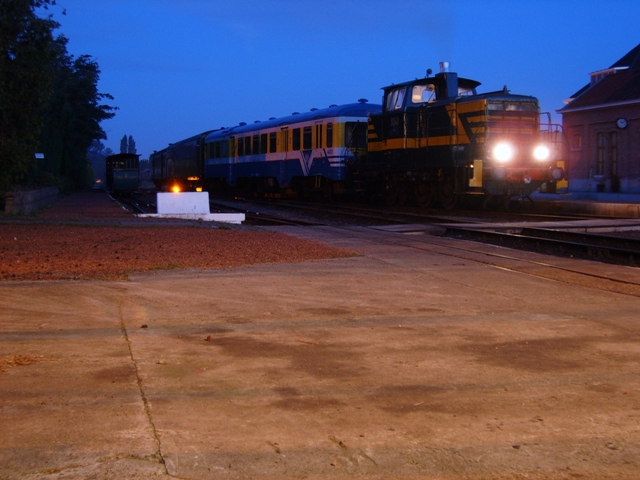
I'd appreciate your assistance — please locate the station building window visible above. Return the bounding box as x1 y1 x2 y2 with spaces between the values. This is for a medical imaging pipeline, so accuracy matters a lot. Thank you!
571 133 582 150
596 133 606 175
610 132 618 177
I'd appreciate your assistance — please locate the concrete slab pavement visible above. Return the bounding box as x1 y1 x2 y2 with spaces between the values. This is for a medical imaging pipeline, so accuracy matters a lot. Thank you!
2 225 640 479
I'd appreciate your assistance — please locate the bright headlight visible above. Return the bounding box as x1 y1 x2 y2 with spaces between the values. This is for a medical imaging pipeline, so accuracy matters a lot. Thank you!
533 145 551 161
493 142 515 163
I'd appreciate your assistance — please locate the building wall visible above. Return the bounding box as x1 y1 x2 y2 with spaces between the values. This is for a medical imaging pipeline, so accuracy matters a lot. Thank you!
563 103 640 193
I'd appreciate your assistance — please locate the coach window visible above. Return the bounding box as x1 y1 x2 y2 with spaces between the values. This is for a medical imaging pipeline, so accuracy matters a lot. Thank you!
293 128 301 151
315 124 323 148
269 132 277 153
303 126 312 150
260 133 268 154
326 123 333 148
244 137 251 156
237 137 244 157
252 134 260 154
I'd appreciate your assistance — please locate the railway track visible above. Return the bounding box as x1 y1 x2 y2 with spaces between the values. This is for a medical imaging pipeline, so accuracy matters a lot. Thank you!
121 192 640 268
443 225 640 267
263 217 640 299
237 197 640 269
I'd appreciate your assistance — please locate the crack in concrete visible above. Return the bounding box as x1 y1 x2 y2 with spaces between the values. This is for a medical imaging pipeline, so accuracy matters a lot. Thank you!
118 301 170 476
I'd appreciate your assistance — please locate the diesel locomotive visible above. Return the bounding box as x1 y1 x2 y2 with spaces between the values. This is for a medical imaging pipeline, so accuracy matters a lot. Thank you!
151 63 564 208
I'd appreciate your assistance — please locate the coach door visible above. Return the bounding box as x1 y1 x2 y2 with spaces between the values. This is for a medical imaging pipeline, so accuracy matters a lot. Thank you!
280 127 289 181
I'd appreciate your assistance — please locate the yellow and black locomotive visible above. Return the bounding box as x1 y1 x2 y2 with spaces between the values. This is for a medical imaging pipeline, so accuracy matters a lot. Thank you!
357 62 564 208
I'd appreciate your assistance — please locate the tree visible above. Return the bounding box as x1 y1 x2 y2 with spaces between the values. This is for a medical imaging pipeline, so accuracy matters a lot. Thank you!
0 0 116 193
120 134 136 154
127 135 136 154
0 0 59 192
39 48 116 188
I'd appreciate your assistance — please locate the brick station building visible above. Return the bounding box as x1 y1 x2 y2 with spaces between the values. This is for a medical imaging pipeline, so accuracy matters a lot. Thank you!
559 43 640 194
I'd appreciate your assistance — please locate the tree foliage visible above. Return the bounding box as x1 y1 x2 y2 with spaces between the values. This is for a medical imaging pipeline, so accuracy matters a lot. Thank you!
0 0 116 193
120 134 136 154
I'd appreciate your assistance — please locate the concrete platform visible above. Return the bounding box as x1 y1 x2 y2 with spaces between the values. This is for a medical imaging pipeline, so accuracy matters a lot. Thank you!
532 191 640 217
2 224 639 479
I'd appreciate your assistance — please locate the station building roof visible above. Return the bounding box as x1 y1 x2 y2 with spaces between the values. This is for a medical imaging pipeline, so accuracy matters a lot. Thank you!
560 42 640 113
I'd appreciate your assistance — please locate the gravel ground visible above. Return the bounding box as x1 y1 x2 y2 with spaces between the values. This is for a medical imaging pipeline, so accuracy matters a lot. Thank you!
0 191 354 281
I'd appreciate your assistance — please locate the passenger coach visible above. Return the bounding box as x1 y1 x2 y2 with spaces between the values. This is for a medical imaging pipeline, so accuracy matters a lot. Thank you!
105 153 140 193
203 101 381 198
150 131 214 192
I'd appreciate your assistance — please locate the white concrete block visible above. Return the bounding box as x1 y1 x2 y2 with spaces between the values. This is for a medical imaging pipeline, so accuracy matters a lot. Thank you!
157 192 210 214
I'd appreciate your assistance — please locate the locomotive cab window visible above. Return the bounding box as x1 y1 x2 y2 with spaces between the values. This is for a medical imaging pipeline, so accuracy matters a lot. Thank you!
458 86 474 96
386 87 406 110
411 84 436 104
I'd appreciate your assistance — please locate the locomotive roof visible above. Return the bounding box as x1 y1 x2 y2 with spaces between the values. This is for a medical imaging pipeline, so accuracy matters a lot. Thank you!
382 73 481 91
206 102 382 140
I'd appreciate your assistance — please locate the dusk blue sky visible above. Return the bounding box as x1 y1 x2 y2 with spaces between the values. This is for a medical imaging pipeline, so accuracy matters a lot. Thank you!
51 0 640 160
